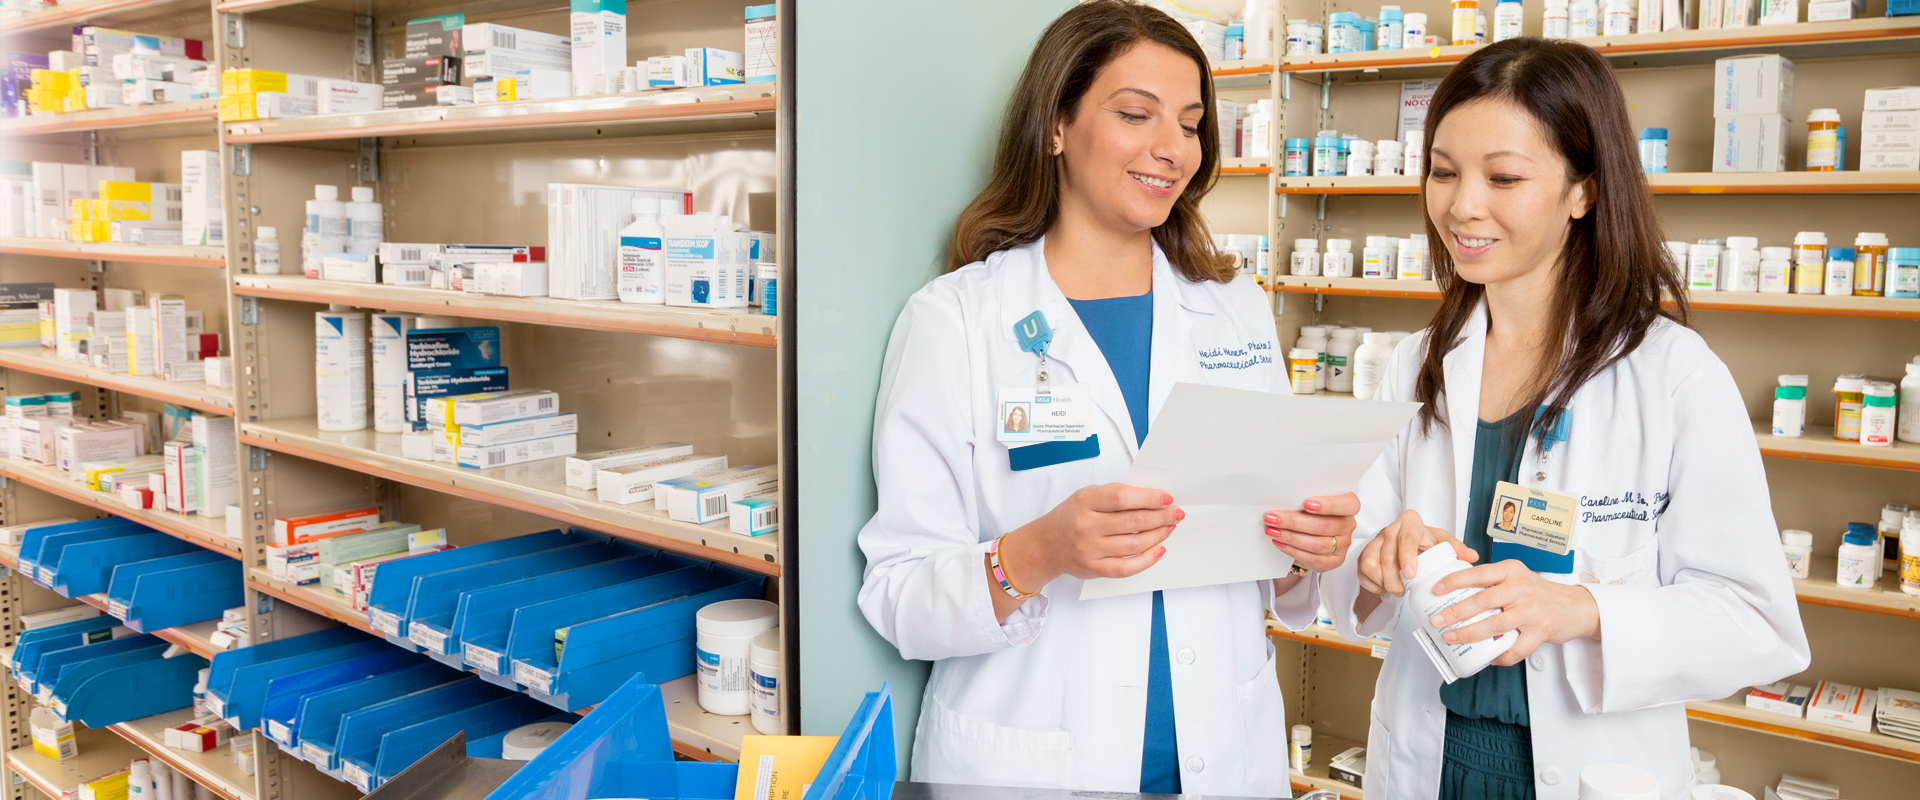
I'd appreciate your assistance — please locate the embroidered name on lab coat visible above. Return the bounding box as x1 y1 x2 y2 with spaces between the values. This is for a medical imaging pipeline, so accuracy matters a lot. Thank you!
1198 341 1275 370
1578 490 1669 524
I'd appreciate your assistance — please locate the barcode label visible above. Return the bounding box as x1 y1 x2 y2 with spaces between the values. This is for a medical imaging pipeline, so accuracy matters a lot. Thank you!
755 504 779 529
40 189 56 205
163 186 184 202
392 265 428 285
397 246 424 261
537 396 555 410
487 449 507 466
491 30 517 49
703 493 729 519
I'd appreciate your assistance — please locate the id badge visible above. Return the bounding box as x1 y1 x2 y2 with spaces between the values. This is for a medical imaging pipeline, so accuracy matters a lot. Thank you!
996 384 1091 445
1487 480 1577 556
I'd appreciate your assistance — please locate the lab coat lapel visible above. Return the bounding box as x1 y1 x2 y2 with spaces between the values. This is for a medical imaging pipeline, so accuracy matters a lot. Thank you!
1442 302 1488 539
1146 244 1199 443
998 239 1139 459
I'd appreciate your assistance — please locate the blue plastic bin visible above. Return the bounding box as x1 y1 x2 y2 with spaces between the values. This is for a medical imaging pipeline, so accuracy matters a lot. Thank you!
105 550 243 631
336 677 510 792
295 662 468 773
260 648 420 751
481 675 736 800
204 627 371 725
365 529 586 641
455 553 695 678
51 532 198 597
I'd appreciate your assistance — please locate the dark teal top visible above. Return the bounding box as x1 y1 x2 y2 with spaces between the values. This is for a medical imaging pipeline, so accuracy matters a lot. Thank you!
1065 293 1179 794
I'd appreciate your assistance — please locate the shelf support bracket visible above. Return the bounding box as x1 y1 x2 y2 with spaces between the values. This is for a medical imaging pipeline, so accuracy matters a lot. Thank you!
1320 77 1330 111
1315 293 1326 314
354 15 374 67
230 143 251 176
1282 72 1290 102
240 296 260 326
1317 194 1327 220
359 138 380 183
225 14 245 50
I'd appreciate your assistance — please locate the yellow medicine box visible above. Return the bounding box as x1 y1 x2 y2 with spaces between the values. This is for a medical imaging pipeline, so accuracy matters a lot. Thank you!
222 68 287 97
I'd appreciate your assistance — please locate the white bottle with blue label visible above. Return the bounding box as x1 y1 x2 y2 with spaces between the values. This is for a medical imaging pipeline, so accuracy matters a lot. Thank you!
618 197 665 304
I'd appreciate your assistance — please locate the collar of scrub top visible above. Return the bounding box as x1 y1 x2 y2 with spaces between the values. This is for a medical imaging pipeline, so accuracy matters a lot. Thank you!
994 236 1213 461
1441 303 1575 510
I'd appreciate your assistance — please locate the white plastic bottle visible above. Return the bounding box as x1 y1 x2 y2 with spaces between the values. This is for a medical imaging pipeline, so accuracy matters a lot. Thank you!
1404 130 1425 176
129 761 151 800
1493 0 1524 41
153 761 174 800
1726 236 1761 292
1899 360 1920 444
1780 529 1812 579
1244 0 1276 58
1543 0 1572 37
1322 238 1354 277
1758 246 1792 293
1602 0 1634 35
1290 724 1313 770
1243 99 1273 159
1837 527 1879 590
1861 381 1897 447
1824 247 1856 297
309 184 347 263
1362 235 1393 278
1901 516 1920 597
618 198 666 303
1403 11 1428 47
1771 374 1808 437
1326 328 1360 393
1290 238 1321 276
1686 243 1721 292
1570 0 1600 36
1352 332 1395 400
254 226 281 274
346 186 382 255
1297 326 1330 390
1407 545 1516 680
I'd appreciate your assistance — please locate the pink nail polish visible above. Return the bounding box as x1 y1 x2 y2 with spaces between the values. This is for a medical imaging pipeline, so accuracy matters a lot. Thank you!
1304 499 1322 512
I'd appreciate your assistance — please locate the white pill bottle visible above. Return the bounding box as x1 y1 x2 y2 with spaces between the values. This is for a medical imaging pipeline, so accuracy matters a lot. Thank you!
1407 545 1517 682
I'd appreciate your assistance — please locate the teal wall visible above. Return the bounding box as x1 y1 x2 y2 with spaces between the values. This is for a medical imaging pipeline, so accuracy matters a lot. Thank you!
795 0 1077 771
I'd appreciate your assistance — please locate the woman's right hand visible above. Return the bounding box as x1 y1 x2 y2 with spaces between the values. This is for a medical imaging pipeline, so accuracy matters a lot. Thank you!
1001 483 1182 588
1355 510 1477 597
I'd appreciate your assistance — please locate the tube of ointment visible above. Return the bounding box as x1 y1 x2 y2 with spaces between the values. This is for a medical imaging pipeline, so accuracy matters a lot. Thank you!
1406 545 1517 682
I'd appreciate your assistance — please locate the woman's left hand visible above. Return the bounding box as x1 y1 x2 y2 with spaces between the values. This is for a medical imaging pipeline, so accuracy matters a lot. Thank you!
1264 493 1359 573
1427 560 1602 666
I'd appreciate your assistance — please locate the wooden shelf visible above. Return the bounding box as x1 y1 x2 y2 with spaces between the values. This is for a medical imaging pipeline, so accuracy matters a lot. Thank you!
1276 172 1920 195
0 236 225 267
4 725 144 799
1756 422 1920 472
1279 18 1920 74
239 419 780 576
0 0 202 34
244 568 745 762
0 456 241 558
109 708 255 800
1793 556 1920 621
1272 626 1920 763
1210 59 1275 88
1271 276 1920 319
1218 157 1272 175
0 100 219 138
222 86 775 145
231 275 776 347
1290 731 1365 799
0 347 234 415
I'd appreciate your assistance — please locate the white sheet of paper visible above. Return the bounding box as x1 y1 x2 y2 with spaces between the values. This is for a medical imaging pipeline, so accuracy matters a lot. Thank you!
1079 382 1421 600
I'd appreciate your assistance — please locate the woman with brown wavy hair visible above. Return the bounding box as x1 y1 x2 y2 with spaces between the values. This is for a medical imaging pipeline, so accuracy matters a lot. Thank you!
1320 38 1808 798
856 1 1354 795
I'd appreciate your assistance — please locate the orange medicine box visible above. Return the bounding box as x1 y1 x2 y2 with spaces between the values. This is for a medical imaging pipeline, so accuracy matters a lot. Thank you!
271 507 380 546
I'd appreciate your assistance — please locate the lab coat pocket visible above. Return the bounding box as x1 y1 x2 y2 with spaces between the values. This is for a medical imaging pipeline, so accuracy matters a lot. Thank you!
1572 540 1660 587
1235 652 1289 789
917 696 1073 788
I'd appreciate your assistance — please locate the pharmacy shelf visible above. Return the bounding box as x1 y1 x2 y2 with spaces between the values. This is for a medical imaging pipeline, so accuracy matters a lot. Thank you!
222 86 777 145
237 419 781 576
1272 625 1920 763
108 707 255 800
0 0 202 34
1210 59 1275 88
1278 17 1920 74
1687 696 1920 763
1277 172 1920 195
0 100 219 138
0 456 241 558
1218 158 1272 176
1755 422 1920 471
0 347 234 415
1793 556 1920 621
0 236 226 268
1290 731 1365 800
0 543 225 659
3 725 145 799
244 568 746 762
231 275 777 347
1271 276 1920 320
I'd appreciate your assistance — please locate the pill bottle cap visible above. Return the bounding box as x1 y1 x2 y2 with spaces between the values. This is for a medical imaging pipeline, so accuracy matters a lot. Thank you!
1834 374 1866 392
1828 247 1855 260
1578 763 1660 800
1781 530 1813 547
632 197 660 216
1808 108 1841 123
1864 382 1897 404
696 598 778 636
1855 232 1888 247
1891 247 1920 262
257 226 277 239
1843 528 1878 547
351 186 373 202
1760 246 1791 260
314 185 338 201
1364 332 1392 344
1884 504 1909 526
1330 328 1358 340
1328 239 1352 251
1688 243 1719 257
1367 235 1393 247
1908 362 1920 378
1382 7 1404 21
1639 128 1668 140
1290 348 1317 359
1300 325 1330 337
1691 786 1757 800
1292 724 1313 743
1295 238 1319 249
750 627 782 662
1774 386 1805 400
1287 138 1311 148
1725 236 1759 251
1778 374 1808 387
1794 231 1827 245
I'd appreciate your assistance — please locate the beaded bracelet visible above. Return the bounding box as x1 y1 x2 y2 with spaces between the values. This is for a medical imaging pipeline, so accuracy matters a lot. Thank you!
988 534 1040 599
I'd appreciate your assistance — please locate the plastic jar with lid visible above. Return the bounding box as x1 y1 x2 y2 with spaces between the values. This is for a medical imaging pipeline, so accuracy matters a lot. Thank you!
1322 238 1354 278
1326 328 1360 393
1823 246 1855 296
1771 374 1808 438
1374 139 1404 176
1346 139 1375 176
1725 236 1761 292
1900 359 1920 444
1403 12 1429 47
1284 138 1311 176
1296 326 1331 390
1901 518 1920 597
1601 0 1634 35
1493 0 1524 41
1686 243 1720 292
1288 348 1319 394
749 628 782 734
1408 545 1517 680
1758 246 1793 293
1290 724 1314 770
1313 135 1341 177
1638 128 1668 174
1806 109 1842 171
1379 6 1405 50
1398 236 1429 279
1543 0 1572 37
1853 232 1888 296
1362 235 1395 279
1861 381 1897 447
1329 12 1363 53
1291 238 1321 276
695 598 778 715
1451 0 1479 44
1353 332 1395 400
1881 503 1908 571
1832 373 1867 442
1838 524 1879 589
1792 231 1827 294
1780 529 1813 579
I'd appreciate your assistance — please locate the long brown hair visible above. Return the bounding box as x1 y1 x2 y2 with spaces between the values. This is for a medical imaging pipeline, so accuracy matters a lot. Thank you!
1414 38 1688 436
945 0 1232 282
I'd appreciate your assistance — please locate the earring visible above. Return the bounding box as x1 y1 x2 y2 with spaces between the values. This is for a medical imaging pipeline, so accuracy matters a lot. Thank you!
1052 138 1062 155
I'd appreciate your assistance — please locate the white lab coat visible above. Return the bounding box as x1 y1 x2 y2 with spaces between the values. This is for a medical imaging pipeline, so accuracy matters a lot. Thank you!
1320 303 1810 800
858 238 1317 795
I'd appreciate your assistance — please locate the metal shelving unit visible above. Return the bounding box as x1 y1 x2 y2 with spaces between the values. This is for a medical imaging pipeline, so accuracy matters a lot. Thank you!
0 238 226 268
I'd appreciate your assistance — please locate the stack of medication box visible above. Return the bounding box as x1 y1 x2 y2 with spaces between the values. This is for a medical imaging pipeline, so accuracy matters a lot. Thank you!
12 29 209 116
464 22 570 102
218 68 323 121
1860 86 1920 172
1711 54 1793 173
4 161 133 240
1875 686 1920 742
0 395 237 522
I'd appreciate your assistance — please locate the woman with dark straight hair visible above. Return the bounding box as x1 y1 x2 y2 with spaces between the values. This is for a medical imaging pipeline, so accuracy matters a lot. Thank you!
859 1 1355 795
1320 39 1809 798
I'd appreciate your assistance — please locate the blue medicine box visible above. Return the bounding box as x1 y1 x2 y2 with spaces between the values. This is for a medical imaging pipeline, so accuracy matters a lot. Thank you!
405 327 501 371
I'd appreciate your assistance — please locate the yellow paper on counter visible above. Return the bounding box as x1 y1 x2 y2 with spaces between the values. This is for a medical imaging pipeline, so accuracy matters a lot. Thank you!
733 735 838 800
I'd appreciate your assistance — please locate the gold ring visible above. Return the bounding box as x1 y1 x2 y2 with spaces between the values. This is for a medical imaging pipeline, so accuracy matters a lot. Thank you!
1327 543 1339 557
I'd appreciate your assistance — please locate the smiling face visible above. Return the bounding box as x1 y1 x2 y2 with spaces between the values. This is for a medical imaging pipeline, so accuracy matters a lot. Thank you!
1052 42 1206 237
1425 97 1592 288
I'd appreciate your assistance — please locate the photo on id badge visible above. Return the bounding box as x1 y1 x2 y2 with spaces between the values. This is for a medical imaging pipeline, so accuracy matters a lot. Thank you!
1002 402 1030 433
1494 497 1521 535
